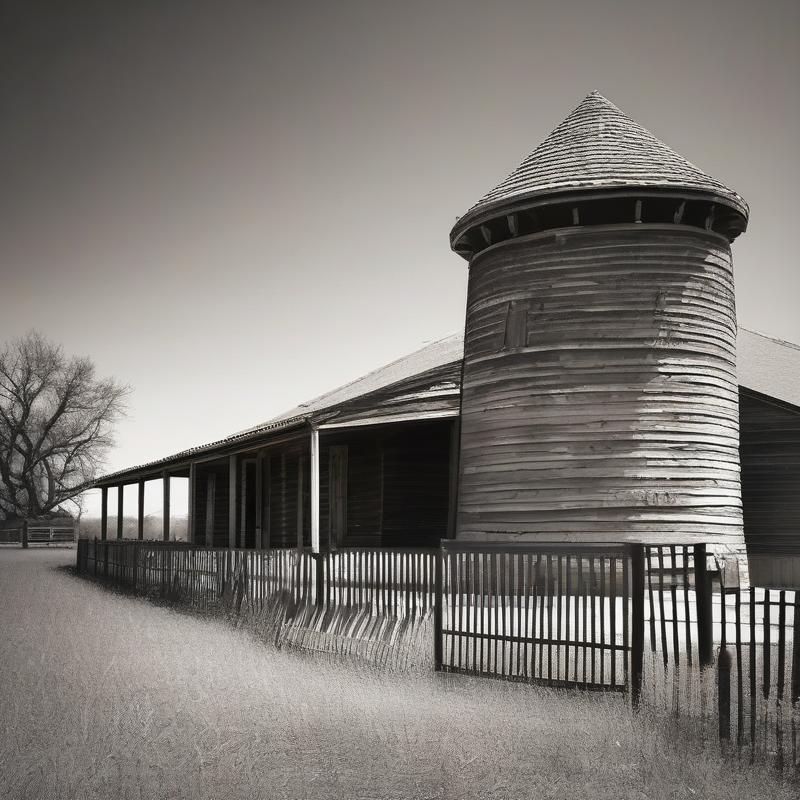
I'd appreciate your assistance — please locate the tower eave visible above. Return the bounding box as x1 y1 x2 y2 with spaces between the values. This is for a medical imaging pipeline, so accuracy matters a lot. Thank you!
450 184 749 260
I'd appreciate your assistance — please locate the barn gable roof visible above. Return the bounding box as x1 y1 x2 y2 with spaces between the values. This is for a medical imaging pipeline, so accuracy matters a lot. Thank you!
737 328 800 410
450 91 749 246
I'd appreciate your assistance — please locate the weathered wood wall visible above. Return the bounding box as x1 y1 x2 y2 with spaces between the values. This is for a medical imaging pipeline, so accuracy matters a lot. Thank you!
313 363 461 428
319 421 451 548
740 389 800 587
457 224 744 545
382 424 450 547
194 461 230 547
320 430 382 547
266 446 310 548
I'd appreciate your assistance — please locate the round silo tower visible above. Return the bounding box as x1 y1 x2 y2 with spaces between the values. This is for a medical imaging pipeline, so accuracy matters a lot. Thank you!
450 92 749 569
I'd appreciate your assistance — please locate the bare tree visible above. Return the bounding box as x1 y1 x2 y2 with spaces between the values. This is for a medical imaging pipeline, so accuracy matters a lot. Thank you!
0 331 128 520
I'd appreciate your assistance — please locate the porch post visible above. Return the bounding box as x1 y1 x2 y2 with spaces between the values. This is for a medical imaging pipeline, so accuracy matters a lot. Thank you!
162 471 170 541
264 455 271 550
255 451 264 550
228 455 237 548
116 484 124 539
310 427 320 554
100 486 108 540
447 418 461 540
204 472 216 547
137 479 145 540
296 454 304 551
187 462 196 543
240 458 248 548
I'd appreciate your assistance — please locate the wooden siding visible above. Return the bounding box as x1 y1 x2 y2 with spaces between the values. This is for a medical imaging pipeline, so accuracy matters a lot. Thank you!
740 390 800 579
194 462 230 548
457 224 744 545
318 424 450 548
333 434 381 546
314 362 462 428
267 447 310 548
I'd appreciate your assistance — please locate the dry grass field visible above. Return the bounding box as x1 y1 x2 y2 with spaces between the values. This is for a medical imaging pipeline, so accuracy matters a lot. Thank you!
0 547 796 800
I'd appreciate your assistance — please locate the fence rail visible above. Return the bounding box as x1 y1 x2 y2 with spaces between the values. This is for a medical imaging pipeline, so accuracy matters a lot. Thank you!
1 523 75 546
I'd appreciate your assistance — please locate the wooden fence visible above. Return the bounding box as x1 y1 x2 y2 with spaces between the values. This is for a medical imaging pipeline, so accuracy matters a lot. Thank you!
75 538 800 769
641 545 799 769
436 542 643 693
1 521 75 546
716 586 799 767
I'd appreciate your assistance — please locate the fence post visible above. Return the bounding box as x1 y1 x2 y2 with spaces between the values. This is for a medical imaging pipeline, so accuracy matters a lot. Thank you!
160 546 168 599
695 544 713 668
21 520 28 549
717 645 731 742
132 542 139 592
434 546 444 671
630 545 645 709
791 594 800 706
314 553 325 607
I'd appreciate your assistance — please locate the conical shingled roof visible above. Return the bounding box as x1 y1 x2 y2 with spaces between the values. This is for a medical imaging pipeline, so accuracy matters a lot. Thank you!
451 91 748 246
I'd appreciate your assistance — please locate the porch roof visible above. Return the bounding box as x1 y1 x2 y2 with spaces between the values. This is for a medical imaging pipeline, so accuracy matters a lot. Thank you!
93 333 463 486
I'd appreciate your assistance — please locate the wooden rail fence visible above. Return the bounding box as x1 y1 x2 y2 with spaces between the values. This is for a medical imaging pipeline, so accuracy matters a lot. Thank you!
1 521 76 547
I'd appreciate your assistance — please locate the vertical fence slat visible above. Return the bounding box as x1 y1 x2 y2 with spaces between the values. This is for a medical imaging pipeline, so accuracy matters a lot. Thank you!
750 586 757 748
630 545 645 709
682 546 693 666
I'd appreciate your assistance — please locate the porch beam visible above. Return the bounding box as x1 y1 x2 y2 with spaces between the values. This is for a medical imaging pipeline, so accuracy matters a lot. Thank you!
316 409 459 430
137 479 145 540
89 429 310 487
162 471 170 541
117 484 124 539
228 455 237 549
310 428 320 553
100 486 108 540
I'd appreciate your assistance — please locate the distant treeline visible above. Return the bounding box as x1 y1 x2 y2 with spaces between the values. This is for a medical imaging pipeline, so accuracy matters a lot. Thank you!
79 515 188 541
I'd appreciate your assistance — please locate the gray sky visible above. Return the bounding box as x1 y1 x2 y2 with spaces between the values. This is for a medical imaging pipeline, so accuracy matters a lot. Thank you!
1 1 798 516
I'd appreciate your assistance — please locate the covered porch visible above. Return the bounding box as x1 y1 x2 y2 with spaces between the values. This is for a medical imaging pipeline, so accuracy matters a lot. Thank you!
94 416 459 553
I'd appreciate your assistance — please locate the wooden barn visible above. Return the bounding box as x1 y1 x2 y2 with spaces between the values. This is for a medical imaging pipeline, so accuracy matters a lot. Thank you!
92 92 800 589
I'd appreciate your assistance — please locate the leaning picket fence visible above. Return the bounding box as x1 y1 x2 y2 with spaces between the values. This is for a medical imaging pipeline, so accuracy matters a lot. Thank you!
77 537 436 670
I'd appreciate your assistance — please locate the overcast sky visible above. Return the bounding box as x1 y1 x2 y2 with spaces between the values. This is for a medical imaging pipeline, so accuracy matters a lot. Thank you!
1 0 798 517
